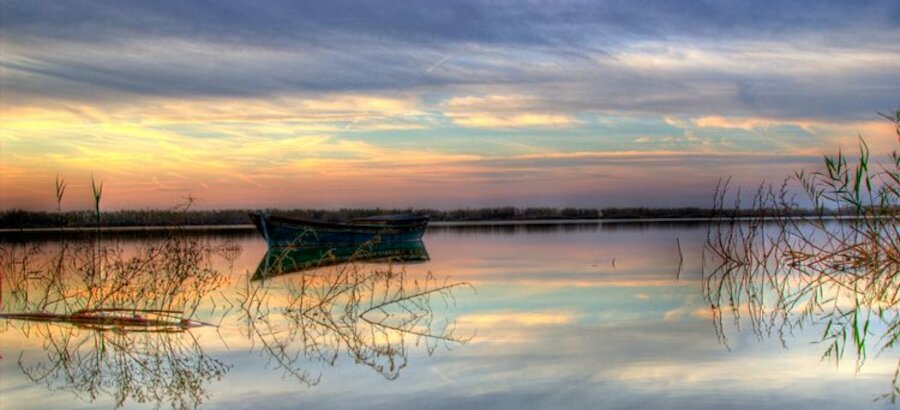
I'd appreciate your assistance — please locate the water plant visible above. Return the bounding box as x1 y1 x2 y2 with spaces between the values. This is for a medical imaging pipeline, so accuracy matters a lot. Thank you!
91 174 103 226
0 177 244 409
705 108 900 401
0 232 239 409
53 173 67 213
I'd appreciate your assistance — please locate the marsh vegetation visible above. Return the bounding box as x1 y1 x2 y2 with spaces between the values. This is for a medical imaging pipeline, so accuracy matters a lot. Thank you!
705 110 900 401
0 206 830 230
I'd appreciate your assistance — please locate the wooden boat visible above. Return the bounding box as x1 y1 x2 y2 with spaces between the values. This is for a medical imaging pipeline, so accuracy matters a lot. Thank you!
252 240 429 280
248 212 429 248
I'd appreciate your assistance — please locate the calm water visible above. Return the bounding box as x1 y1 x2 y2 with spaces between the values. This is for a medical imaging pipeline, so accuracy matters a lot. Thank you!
1 223 897 409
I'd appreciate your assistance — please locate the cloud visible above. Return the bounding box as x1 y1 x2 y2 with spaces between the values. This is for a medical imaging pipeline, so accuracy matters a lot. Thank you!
5 83 895 210
2 1 899 209
442 95 578 129
4 1 898 46
2 1 898 120
0 94 425 131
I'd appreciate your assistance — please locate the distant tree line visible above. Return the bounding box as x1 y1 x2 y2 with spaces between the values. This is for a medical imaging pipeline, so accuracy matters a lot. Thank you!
0 206 870 229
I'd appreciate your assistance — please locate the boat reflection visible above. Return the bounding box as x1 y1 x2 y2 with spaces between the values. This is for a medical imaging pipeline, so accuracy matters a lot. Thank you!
252 239 429 280
237 247 471 386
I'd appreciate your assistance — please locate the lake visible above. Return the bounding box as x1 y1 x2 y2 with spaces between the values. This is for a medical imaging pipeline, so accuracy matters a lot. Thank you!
1 222 897 409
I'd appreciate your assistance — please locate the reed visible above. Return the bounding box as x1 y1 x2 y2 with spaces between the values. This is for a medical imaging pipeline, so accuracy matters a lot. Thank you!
0 236 235 331
90 174 103 226
0 179 239 333
705 108 900 401
53 173 67 213
0 228 238 408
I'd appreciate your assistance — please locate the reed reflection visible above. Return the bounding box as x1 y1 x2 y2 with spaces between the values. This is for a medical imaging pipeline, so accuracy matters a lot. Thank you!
16 324 229 409
0 234 239 409
237 240 471 386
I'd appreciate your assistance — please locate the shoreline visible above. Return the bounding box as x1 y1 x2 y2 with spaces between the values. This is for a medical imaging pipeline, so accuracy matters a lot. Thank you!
0 215 875 234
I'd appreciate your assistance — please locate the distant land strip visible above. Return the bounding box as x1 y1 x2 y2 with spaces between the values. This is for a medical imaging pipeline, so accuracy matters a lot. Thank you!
0 207 877 230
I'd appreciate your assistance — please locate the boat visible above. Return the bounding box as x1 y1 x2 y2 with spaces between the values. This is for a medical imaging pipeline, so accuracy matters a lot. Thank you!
248 212 429 248
252 240 429 280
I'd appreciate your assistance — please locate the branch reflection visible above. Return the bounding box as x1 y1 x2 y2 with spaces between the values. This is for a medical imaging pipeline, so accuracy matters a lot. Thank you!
239 240 471 385
0 234 239 409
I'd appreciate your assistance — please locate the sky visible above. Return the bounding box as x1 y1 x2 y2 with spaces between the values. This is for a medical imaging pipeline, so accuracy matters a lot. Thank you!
1 0 899 211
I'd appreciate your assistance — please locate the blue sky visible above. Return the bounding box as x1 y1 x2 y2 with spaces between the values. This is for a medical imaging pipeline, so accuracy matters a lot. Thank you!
1 0 898 210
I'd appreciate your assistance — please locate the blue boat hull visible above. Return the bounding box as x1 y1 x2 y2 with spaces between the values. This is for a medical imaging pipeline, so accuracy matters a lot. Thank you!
249 213 429 248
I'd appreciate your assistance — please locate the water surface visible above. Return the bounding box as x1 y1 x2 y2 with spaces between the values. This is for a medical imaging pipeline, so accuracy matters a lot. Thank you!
0 223 896 409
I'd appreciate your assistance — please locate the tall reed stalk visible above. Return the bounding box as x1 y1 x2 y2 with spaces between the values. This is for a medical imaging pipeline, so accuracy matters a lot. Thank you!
90 175 103 227
54 174 67 213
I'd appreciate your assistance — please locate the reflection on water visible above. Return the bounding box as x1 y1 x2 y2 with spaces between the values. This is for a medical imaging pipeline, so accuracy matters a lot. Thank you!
0 233 467 409
244 239 467 386
253 240 429 279
238 255 470 385
706 215 900 402
0 236 236 322
0 234 236 409
427 220 708 236
1 223 899 409
18 324 229 409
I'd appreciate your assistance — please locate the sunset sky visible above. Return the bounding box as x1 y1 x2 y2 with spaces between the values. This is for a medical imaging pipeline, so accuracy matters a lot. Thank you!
1 1 898 210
